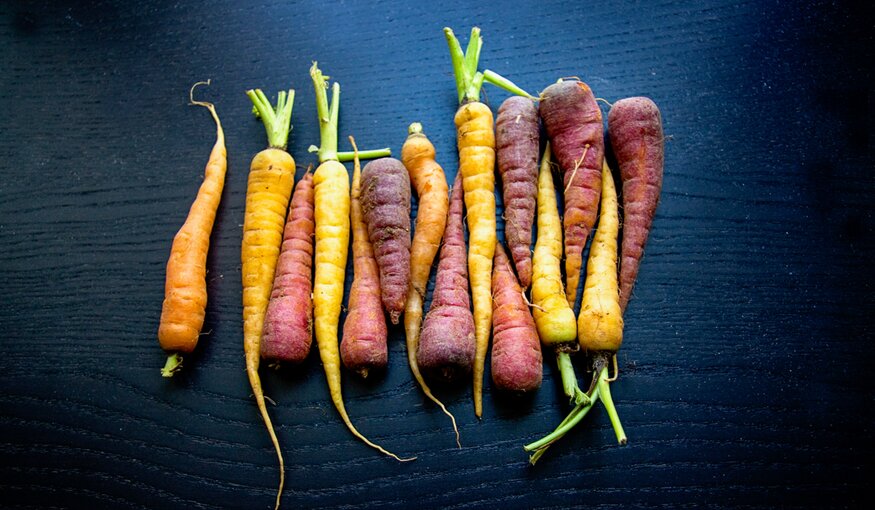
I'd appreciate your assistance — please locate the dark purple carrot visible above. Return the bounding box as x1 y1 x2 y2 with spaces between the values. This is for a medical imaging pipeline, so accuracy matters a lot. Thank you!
261 171 315 363
360 157 412 325
495 96 539 288
539 80 604 307
491 243 543 393
418 173 476 383
608 97 664 312
341 138 388 377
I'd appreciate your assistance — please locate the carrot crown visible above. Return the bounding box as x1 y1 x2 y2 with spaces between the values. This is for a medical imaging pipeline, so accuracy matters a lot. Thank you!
308 61 391 163
444 27 535 104
246 88 294 150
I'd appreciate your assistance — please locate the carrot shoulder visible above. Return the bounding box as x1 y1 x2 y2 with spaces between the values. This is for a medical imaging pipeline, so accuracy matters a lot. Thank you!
158 81 226 376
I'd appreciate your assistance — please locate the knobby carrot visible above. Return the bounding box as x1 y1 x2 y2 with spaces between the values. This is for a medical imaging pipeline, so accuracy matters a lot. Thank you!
309 62 412 461
242 85 296 508
400 123 458 445
444 26 532 417
158 80 226 377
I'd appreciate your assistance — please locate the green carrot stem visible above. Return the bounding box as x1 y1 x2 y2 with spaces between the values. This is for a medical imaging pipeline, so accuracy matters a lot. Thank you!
161 353 183 378
444 27 469 103
310 62 340 163
246 88 295 150
596 366 627 445
482 69 536 99
524 387 601 459
336 148 391 162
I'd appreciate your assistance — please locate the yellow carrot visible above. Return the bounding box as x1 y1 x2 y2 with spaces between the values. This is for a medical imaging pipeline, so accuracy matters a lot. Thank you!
531 143 577 348
444 26 533 417
578 160 623 353
158 81 226 376
309 62 413 461
242 85 296 509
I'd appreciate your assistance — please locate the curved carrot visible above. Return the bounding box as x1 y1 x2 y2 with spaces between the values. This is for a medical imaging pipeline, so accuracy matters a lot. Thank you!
261 171 315 363
444 26 531 417
539 79 604 308
309 62 412 461
341 137 388 378
158 81 226 376
400 123 458 445
242 86 296 509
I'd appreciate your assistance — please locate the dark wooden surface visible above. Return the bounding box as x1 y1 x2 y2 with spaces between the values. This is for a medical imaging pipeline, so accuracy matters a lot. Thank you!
1 1 872 508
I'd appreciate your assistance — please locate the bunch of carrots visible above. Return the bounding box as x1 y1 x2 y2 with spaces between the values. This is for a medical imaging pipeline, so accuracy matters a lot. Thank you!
155 25 664 507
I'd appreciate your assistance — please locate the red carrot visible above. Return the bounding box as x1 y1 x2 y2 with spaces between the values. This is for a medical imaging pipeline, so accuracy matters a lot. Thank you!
495 96 539 288
341 138 388 377
539 80 604 307
418 173 475 383
608 97 664 312
360 158 412 325
491 243 542 393
261 172 315 362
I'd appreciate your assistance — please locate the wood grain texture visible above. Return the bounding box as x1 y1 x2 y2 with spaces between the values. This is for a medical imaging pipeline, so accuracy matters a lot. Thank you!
1 0 873 508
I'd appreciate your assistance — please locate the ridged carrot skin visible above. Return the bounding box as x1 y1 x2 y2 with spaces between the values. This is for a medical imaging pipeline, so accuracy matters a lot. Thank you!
158 94 226 358
454 101 496 417
261 172 314 362
539 80 604 308
578 161 623 353
360 157 412 325
342 146 388 377
491 243 542 393
608 97 664 313
495 96 539 288
418 173 476 383
531 144 577 348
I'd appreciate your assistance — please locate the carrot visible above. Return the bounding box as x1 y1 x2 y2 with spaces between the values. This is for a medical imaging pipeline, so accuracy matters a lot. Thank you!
158 81 226 377
608 97 665 312
491 243 542 393
242 85 296 509
539 79 604 308
400 123 459 445
531 143 582 406
495 96 539 289
360 157 412 325
524 161 626 464
309 62 412 461
444 26 533 417
261 171 315 363
418 173 475 384
341 137 388 378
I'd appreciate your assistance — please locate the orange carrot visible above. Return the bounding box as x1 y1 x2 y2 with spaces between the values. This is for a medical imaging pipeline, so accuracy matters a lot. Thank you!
158 81 226 377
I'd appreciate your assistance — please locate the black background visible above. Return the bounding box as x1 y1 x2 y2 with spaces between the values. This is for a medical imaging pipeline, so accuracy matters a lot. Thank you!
1 1 873 508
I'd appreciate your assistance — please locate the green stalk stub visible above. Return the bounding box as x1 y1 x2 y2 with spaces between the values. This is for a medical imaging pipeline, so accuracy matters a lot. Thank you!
337 148 391 162
246 88 295 150
310 62 340 163
161 353 183 378
444 26 534 104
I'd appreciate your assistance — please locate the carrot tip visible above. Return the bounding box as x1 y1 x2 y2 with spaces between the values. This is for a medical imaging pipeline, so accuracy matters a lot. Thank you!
161 353 183 378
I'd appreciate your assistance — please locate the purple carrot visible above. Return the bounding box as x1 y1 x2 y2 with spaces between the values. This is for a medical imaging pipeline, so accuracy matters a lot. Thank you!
495 96 539 288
